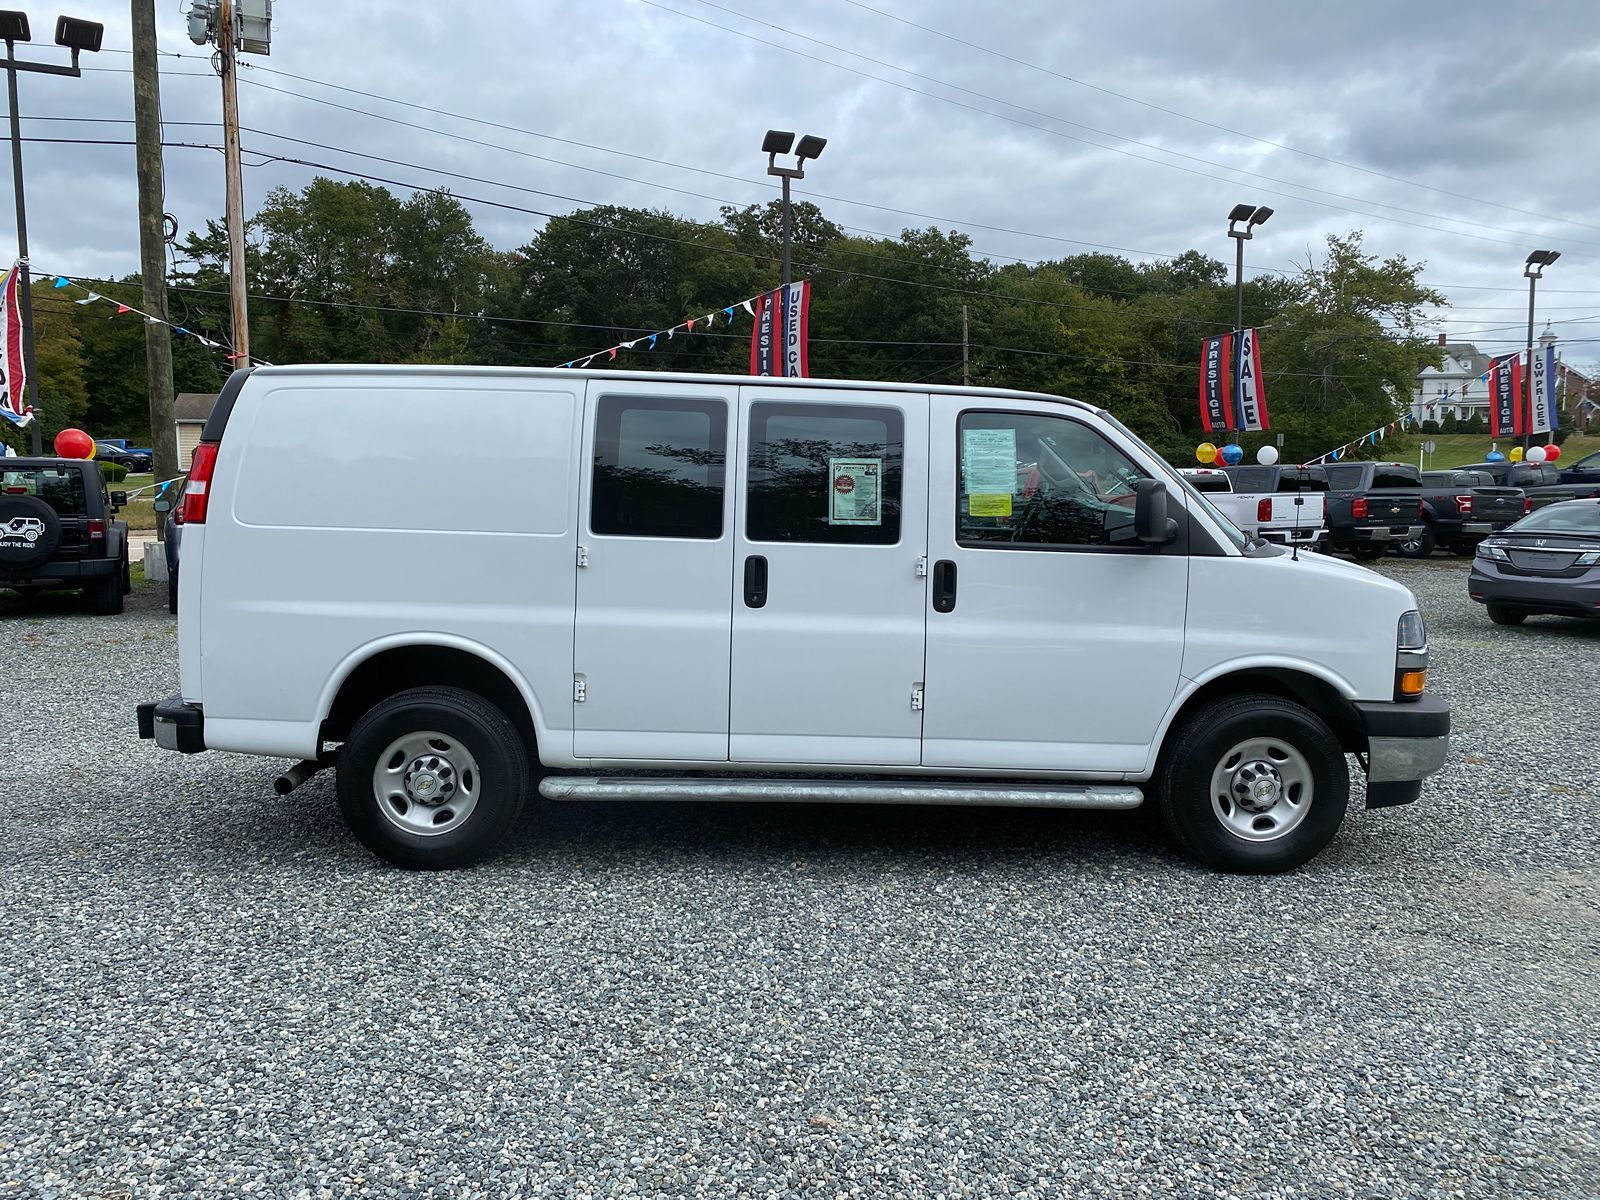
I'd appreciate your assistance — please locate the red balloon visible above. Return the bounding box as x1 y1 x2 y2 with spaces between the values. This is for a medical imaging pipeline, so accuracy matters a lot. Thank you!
53 428 95 459
1543 444 1560 461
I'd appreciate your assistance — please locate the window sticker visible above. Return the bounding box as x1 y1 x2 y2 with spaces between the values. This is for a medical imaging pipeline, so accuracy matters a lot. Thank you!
828 457 882 525
962 427 1018 495
969 493 1012 517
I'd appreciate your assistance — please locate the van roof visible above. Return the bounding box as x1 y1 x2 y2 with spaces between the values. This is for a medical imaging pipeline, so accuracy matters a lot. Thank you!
244 364 1097 413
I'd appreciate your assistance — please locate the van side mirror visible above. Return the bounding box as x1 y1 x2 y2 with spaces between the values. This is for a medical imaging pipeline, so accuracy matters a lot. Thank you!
1134 479 1179 545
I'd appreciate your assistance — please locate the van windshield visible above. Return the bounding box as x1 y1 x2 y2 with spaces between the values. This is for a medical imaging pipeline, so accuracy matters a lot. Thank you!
1097 412 1248 551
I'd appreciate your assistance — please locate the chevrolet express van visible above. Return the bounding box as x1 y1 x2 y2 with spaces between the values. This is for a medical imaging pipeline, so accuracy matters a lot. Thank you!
138 367 1449 873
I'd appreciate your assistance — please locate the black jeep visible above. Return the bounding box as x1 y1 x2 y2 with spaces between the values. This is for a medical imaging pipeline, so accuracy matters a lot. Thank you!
0 457 131 614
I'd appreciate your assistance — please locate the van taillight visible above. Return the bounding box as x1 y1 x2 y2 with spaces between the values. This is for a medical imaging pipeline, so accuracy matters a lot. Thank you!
1257 497 1272 522
1352 497 1368 519
1453 495 1471 514
183 440 219 524
87 519 106 541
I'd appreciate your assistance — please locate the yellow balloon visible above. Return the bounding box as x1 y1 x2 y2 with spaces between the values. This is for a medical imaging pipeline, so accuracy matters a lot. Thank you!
1508 446 1523 462
1196 442 1218 464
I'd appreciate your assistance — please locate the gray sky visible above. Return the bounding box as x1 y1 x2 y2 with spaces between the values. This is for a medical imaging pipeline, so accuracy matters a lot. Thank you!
10 0 1600 372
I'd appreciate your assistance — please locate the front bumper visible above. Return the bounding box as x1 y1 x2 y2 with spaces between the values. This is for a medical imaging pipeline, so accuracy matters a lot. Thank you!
136 693 207 753
1352 695 1450 808
1468 562 1600 616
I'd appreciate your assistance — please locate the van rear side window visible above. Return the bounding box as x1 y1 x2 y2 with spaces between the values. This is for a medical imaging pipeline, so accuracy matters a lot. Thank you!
591 396 727 539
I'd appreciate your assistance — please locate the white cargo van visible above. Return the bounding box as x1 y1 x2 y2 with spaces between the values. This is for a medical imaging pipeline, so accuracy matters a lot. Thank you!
138 366 1449 873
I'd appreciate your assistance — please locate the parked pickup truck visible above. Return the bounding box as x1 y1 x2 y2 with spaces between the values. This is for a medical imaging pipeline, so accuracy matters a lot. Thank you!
1455 460 1600 510
1321 461 1426 559
1220 464 1329 549
1179 467 1327 548
1406 470 1527 557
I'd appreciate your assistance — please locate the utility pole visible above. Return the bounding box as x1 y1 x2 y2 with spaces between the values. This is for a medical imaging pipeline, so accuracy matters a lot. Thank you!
131 0 177 517
962 304 969 386
218 0 248 362
1522 250 1559 453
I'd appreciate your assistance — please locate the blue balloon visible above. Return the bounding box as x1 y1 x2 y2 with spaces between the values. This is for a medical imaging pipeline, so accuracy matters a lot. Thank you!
1220 443 1245 465
1485 451 1506 462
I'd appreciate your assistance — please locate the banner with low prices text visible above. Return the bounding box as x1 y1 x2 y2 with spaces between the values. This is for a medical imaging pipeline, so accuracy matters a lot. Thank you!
1234 327 1270 432
1197 332 1233 433
1489 354 1523 438
1528 343 1556 435
750 280 812 378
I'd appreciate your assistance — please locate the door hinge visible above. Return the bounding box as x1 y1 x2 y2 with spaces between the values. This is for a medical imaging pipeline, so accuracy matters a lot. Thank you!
576 544 589 568
573 676 586 703
910 685 924 712
915 555 928 577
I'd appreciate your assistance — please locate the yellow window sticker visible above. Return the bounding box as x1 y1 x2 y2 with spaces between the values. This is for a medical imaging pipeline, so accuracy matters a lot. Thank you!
969 493 1012 517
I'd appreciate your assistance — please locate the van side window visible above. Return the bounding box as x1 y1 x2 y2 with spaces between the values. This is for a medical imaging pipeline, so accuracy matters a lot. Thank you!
746 402 903 545
591 396 727 539
957 411 1146 549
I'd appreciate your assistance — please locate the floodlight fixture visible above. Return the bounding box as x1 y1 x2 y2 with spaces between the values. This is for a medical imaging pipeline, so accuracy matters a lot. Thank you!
1524 249 1559 275
1227 202 1255 223
1249 205 1273 226
0 10 31 41
1228 202 1272 239
53 15 102 53
795 134 827 162
762 129 795 155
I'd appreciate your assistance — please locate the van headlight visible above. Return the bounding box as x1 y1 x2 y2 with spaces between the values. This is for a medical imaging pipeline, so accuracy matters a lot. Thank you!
1395 610 1427 700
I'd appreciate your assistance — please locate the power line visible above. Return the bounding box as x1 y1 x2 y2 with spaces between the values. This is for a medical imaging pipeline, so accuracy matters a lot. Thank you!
645 0 1600 257
834 0 1600 238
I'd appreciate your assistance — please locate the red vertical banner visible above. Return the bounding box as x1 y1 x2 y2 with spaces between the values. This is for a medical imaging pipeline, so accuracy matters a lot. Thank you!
1198 332 1233 433
0 261 30 427
750 281 811 377
1489 354 1524 438
750 289 777 376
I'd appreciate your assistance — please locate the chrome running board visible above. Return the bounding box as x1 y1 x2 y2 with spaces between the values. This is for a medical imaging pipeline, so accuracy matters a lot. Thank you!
538 776 1144 810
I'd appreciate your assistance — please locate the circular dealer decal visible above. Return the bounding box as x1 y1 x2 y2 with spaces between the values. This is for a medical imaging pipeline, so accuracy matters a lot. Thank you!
834 474 855 495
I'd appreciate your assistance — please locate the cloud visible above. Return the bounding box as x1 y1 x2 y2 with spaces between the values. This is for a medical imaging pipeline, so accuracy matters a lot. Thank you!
9 0 1599 372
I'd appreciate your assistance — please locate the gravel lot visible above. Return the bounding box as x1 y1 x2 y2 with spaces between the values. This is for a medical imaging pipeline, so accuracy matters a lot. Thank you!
1 560 1595 1199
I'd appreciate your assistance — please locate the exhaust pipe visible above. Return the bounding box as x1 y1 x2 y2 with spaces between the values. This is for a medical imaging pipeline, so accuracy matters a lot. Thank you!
273 756 329 796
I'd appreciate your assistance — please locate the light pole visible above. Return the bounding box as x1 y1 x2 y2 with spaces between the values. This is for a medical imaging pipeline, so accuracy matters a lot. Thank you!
1 9 103 453
763 129 826 288
1523 249 1559 454
1225 203 1272 442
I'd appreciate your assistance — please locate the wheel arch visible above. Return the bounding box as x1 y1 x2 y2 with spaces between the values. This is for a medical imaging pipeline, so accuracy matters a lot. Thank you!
317 635 546 758
1145 662 1365 777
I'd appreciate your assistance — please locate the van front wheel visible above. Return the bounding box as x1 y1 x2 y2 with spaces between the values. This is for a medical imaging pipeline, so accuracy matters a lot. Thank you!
337 686 529 869
1156 694 1349 874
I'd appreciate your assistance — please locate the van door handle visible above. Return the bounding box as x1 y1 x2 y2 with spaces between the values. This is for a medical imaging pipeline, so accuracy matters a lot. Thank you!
744 555 768 608
932 559 957 613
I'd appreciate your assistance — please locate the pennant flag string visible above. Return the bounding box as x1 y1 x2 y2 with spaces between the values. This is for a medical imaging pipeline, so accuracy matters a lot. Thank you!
28 268 271 365
554 287 774 370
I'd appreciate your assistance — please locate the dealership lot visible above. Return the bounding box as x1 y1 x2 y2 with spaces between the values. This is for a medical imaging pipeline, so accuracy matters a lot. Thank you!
1 561 1595 1198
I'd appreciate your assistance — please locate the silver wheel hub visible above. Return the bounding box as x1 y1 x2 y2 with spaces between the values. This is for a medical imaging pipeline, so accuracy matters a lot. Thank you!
373 731 481 837
1210 737 1314 842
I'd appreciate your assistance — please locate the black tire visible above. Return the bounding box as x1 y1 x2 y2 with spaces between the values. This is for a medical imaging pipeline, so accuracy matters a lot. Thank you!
336 686 529 869
167 565 179 614
85 565 124 615
1156 694 1350 874
1348 543 1387 561
121 551 132 595
1393 524 1436 559
1486 604 1526 627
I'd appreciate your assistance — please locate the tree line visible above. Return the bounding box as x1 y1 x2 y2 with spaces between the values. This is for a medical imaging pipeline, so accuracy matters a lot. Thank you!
6 177 1451 466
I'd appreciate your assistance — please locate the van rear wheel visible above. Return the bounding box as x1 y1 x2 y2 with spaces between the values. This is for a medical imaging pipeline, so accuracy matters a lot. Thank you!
336 686 529 869
1156 694 1349 874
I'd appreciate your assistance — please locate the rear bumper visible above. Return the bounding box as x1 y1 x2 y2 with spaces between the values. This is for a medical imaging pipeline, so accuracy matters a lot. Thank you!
1336 524 1425 544
0 556 118 585
1351 695 1450 808
1468 564 1600 615
1259 527 1325 546
136 693 207 754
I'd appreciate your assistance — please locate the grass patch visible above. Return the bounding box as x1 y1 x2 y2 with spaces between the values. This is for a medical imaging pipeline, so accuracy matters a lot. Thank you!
1409 432 1597 470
